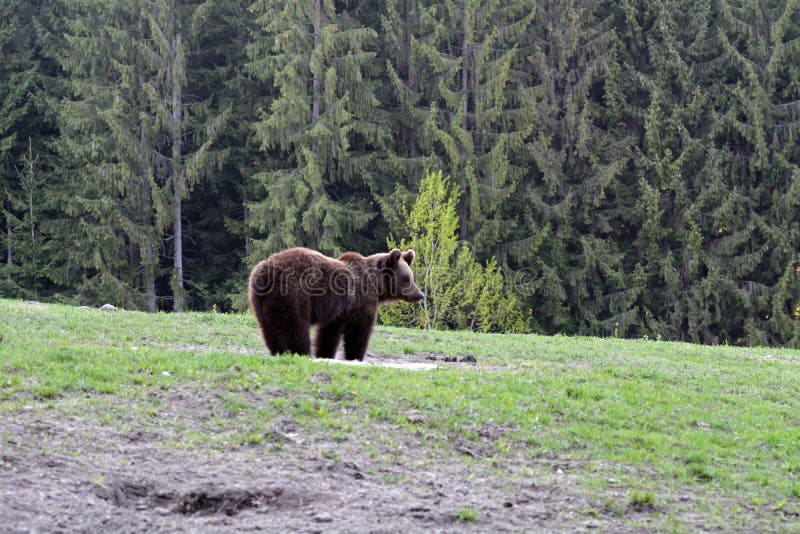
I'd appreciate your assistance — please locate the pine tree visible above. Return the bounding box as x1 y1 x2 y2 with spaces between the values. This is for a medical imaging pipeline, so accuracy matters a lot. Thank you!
0 0 54 297
623 0 711 341
620 0 800 346
371 0 438 234
45 0 228 310
181 0 258 311
710 0 800 345
511 0 637 336
379 0 535 258
4 141 46 297
41 0 151 308
139 0 230 311
246 0 383 258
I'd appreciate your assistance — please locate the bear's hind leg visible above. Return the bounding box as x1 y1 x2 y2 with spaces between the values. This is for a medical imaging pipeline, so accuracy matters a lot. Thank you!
315 320 343 359
261 329 280 355
269 318 311 356
284 324 311 356
257 306 282 355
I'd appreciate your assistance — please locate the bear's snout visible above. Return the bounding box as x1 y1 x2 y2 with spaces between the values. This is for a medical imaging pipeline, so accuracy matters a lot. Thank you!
407 291 425 302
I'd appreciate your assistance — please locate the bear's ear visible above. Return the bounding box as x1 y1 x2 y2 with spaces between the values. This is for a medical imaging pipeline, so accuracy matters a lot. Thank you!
387 248 402 268
403 249 415 266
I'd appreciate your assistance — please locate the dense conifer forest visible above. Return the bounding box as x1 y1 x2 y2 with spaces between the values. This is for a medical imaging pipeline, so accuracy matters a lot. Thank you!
2 0 800 346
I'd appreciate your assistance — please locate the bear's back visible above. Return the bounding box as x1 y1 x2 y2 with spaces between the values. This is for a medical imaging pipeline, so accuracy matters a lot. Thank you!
263 248 361 324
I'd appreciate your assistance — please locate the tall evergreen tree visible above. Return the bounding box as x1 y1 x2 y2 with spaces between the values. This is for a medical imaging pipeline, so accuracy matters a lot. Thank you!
709 0 800 345
139 0 230 311
372 0 438 234
622 0 711 341
625 0 800 345
182 0 258 311
0 0 55 297
378 0 535 258
43 0 151 308
246 0 383 257
46 0 228 310
512 0 637 335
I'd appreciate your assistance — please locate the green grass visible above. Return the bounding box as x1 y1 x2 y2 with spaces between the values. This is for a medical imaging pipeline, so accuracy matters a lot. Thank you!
1 298 800 528
456 506 479 523
629 490 656 509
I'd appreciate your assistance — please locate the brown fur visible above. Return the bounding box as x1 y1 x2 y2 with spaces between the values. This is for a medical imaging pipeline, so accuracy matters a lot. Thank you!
248 247 423 360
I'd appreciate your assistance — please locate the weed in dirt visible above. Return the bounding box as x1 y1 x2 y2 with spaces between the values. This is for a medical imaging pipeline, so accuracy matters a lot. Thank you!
629 491 656 510
456 506 479 523
321 448 342 463
688 464 714 482
32 385 58 400
602 499 626 517
244 432 263 446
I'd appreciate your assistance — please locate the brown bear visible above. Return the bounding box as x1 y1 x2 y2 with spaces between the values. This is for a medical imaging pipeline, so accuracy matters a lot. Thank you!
248 247 424 360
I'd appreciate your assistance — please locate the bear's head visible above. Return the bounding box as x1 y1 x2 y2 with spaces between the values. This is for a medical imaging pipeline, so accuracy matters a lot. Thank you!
373 248 424 303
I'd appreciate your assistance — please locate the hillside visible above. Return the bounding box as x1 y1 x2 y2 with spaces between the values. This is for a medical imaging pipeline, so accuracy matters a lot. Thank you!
1 298 799 531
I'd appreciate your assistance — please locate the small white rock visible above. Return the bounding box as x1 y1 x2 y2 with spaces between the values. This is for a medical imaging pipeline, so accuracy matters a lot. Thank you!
313 512 333 523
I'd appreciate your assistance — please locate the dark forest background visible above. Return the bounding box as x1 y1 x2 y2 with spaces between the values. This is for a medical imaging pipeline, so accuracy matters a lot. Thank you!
3 0 800 346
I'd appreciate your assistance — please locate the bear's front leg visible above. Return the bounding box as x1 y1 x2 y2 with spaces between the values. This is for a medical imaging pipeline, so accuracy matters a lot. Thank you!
343 319 374 361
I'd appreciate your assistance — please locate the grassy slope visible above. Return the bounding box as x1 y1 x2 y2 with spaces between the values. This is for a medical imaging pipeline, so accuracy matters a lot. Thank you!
1 298 799 529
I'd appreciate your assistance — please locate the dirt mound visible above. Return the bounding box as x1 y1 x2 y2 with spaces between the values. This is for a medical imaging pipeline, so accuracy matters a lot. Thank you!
94 480 295 516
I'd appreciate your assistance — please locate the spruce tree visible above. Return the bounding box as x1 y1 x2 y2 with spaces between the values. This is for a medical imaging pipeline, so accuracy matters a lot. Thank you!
624 0 711 341
514 0 636 336
43 0 151 308
246 0 383 257
379 0 535 258
182 0 258 311
139 0 230 311
47 0 228 310
711 0 800 345
372 0 438 234
0 0 54 297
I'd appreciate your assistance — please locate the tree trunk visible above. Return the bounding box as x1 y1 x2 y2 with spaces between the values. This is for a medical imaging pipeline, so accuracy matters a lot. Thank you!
171 31 186 312
4 158 11 267
404 0 418 158
307 0 322 250
461 5 469 134
312 0 321 123
4 221 9 267
137 63 157 312
139 117 157 311
24 139 36 245
459 4 470 240
403 0 419 159
173 179 184 311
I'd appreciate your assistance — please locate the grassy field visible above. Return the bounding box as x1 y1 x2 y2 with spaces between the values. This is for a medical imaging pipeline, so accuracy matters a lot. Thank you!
1 298 799 531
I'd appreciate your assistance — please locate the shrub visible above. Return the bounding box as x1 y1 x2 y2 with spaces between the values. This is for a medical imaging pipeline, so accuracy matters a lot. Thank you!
379 170 528 332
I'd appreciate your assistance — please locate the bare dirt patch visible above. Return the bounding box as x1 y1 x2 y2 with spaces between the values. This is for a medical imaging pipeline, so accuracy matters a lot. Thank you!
321 357 438 371
1 396 631 532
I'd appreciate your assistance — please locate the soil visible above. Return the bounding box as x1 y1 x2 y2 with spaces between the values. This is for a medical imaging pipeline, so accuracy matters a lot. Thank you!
0 393 640 533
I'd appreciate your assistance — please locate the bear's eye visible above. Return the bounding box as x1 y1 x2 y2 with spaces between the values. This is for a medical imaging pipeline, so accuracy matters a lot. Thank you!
401 276 410 284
